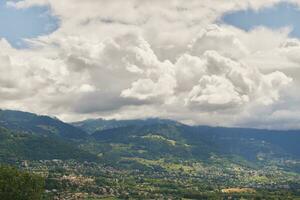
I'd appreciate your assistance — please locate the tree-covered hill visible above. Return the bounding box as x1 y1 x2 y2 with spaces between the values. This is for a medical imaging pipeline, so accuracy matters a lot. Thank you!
191 126 300 160
0 109 87 140
72 118 180 134
0 126 97 162
89 123 300 168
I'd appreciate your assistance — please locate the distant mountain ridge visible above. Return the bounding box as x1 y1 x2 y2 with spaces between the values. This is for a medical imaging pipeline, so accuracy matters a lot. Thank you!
73 116 300 161
72 118 181 134
0 109 87 140
89 123 300 162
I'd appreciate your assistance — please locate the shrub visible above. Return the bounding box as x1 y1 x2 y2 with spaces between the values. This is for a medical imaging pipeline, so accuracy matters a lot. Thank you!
0 165 45 200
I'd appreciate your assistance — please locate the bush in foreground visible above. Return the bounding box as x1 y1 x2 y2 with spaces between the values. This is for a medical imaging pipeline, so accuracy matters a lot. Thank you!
0 165 45 200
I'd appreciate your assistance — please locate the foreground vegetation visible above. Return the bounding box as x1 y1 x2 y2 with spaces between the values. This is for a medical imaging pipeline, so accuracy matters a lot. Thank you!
0 165 44 200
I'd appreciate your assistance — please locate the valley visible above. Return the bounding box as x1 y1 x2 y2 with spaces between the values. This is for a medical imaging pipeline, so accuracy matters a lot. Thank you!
0 109 299 199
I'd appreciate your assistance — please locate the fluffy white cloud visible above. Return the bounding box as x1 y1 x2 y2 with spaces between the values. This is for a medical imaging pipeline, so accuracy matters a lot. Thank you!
189 25 248 60
186 75 248 109
0 0 298 128
278 38 300 64
181 50 291 110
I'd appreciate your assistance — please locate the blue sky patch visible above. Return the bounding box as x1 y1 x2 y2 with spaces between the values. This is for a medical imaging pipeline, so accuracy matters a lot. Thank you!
0 1 59 48
221 2 300 38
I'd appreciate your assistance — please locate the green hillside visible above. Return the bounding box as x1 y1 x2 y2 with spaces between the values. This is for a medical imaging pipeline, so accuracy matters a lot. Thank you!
0 126 97 162
90 123 299 159
0 109 87 140
72 118 180 134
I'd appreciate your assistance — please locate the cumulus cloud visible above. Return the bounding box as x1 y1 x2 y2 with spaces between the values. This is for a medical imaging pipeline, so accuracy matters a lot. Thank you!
278 38 300 64
180 50 291 110
186 75 248 109
0 0 298 128
189 25 248 60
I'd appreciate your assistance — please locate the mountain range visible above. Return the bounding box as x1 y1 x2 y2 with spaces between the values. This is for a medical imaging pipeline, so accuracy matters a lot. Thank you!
0 109 299 172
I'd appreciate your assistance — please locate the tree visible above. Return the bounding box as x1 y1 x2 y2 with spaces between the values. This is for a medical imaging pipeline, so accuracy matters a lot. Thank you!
0 165 45 200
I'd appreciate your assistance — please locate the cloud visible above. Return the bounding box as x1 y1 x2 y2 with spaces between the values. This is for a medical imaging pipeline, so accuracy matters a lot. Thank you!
0 39 47 100
0 0 298 129
189 25 248 60
186 75 248 109
278 38 300 64
0 23 293 125
181 50 291 110
7 0 292 60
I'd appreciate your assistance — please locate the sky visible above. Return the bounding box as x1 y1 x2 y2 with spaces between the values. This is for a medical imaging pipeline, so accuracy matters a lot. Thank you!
222 2 300 38
1 0 300 129
0 0 58 48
